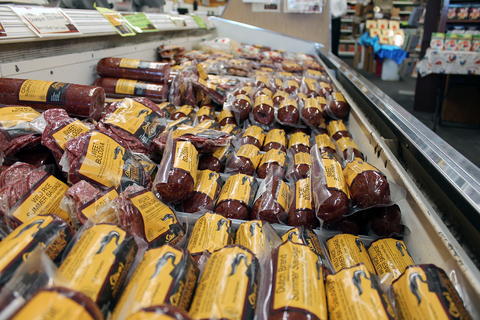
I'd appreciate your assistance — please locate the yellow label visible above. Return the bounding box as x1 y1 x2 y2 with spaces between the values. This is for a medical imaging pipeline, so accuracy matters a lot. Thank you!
294 152 311 166
217 109 233 123
0 106 40 128
317 97 327 105
18 80 54 102
197 63 208 80
235 221 264 255
368 239 414 282
79 188 119 220
256 75 269 86
297 92 307 101
319 82 331 89
119 58 141 69
276 180 290 212
243 125 265 145
198 78 217 91
273 91 289 101
115 78 137 95
158 102 175 115
282 228 302 243
279 99 298 111
11 290 94 320
337 137 360 152
175 105 193 117
217 174 254 206
334 92 346 102
326 264 392 320
259 149 286 167
304 97 321 111
236 144 263 170
283 61 298 68
343 159 380 187
10 175 70 224
327 120 348 136
189 246 257 320
272 242 327 320
275 78 284 88
173 141 198 181
59 224 127 302
112 246 187 319
305 78 317 91
127 311 177 320
187 212 231 255
51 120 91 151
286 80 299 88
129 190 178 243
0 215 54 271
166 118 189 131
196 119 216 129
254 95 273 108
238 86 252 96
295 178 312 211
261 67 274 73
265 129 286 147
288 132 310 149
194 170 220 200
322 157 349 197
326 234 376 274
307 69 322 76
236 94 252 105
197 106 212 117
278 72 293 77
212 146 228 161
77 131 143 189
315 134 335 150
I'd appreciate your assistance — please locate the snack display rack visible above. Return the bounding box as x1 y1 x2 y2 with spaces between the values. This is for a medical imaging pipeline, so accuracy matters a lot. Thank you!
1 10 480 318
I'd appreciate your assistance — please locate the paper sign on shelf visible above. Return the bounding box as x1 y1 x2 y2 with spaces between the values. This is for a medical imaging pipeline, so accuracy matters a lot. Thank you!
191 15 207 29
95 6 135 36
170 16 187 27
0 22 6 37
9 6 81 37
121 12 158 33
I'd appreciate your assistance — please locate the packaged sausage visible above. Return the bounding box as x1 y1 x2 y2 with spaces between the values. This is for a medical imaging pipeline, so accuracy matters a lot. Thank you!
225 143 263 176
64 130 152 192
191 76 229 106
326 264 396 320
326 234 376 274
235 220 282 258
251 170 290 224
252 94 275 126
166 117 192 131
233 86 253 97
0 78 106 121
326 92 350 120
180 169 223 213
318 81 333 97
271 77 285 92
368 238 414 282
187 212 234 263
265 241 327 320
272 90 288 105
198 145 231 173
93 77 168 102
343 158 391 209
0 163 71 229
97 185 184 248
300 97 323 129
286 149 311 181
287 177 318 229
61 181 118 228
301 78 320 97
283 79 300 95
111 245 199 319
253 74 270 89
153 132 198 204
239 124 266 149
365 204 407 237
0 106 42 157
287 132 310 154
336 136 364 161
280 226 330 268
256 149 286 179
158 102 176 118
311 149 350 225
171 105 194 121
327 119 351 141
59 223 137 314
263 129 286 152
215 173 258 220
216 108 237 127
6 287 103 320
281 60 304 72
194 119 218 130
195 105 216 124
312 131 337 156
392 264 472 320
276 98 300 126
126 305 193 320
96 57 170 85
228 93 253 124
303 69 325 81
189 245 259 320
0 215 74 289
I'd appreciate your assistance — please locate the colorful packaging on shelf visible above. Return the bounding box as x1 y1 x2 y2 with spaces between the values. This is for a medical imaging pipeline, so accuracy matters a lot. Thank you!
473 35 480 52
445 33 459 51
458 34 472 51
430 33 445 50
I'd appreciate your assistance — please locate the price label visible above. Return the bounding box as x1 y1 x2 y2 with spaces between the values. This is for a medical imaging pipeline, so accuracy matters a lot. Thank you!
96 6 135 37
121 12 158 33
170 16 187 27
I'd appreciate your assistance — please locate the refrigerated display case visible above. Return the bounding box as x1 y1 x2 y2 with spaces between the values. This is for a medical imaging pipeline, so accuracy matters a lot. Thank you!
1 8 480 317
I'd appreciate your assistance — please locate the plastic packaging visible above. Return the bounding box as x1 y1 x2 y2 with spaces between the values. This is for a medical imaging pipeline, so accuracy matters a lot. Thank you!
94 77 169 102
96 57 170 85
326 234 376 274
124 305 193 320
365 204 409 238
326 91 350 120
215 173 258 220
287 131 311 154
286 148 311 181
235 220 282 259
238 123 266 149
180 169 223 213
263 128 286 152
251 93 275 127
287 177 318 229
368 238 415 282
256 149 287 180
300 97 324 128
225 143 263 176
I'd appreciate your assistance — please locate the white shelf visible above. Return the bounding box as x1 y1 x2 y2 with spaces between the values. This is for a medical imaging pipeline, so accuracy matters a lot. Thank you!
341 18 353 22
339 51 355 56
341 29 352 33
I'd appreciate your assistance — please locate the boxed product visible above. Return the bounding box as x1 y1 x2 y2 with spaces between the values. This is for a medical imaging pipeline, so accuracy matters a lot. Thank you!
389 20 400 31
457 5 470 19
430 33 445 50
393 30 405 46
472 35 480 52
366 20 377 29
470 5 480 20
445 33 458 51
458 34 472 51
377 19 389 29
379 35 390 44
447 6 457 19
369 28 381 38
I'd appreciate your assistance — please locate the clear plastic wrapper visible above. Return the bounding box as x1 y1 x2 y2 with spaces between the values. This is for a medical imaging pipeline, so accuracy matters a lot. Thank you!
326 91 350 120
238 123 266 149
235 220 282 259
303 69 326 81
0 105 42 157
168 61 198 107
326 233 376 274
124 305 193 320
171 105 194 121
251 94 275 127
93 77 169 102
326 119 352 140
300 97 324 129
287 131 311 154
303 60 324 71
111 244 199 320
191 76 229 106
318 81 333 97
0 215 74 289
272 90 288 106
225 143 263 176
199 38 240 54
195 105 216 124
64 130 152 192
226 92 253 124
179 169 223 213
252 86 273 101
215 173 258 220
158 44 186 59
257 149 286 180
311 129 338 156
216 108 237 127
368 238 415 283
270 77 285 92
232 86 253 98
263 128 287 152
280 60 305 73
301 77 320 97
153 131 199 204
286 148 311 181
188 245 259 320
198 145 231 173
287 177 318 229
251 168 290 224
96 57 170 85
283 78 301 95
326 263 396 320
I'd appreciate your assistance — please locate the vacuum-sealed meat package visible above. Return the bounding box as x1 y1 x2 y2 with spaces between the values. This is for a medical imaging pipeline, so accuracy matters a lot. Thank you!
96 57 170 84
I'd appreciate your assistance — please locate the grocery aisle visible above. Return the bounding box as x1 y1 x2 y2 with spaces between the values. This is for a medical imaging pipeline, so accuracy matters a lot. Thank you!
341 57 480 169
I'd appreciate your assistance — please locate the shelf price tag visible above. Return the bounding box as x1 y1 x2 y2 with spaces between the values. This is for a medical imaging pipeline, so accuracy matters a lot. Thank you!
96 6 135 37
121 12 158 33
9 6 81 37
191 14 207 29
170 16 187 27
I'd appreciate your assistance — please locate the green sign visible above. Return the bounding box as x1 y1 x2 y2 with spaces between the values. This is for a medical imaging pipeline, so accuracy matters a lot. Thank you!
121 12 158 33
191 15 207 29
95 6 135 37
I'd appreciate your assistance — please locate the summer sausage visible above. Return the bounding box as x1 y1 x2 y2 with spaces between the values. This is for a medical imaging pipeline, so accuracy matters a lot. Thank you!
96 57 170 84
232 94 253 123
288 177 319 229
93 77 168 102
328 92 350 119
0 78 106 121
263 129 287 152
253 95 275 125
215 173 256 220
301 97 323 128
287 132 310 155
251 176 289 224
181 170 222 213
225 144 263 176
239 125 265 149
256 149 286 180
277 99 300 125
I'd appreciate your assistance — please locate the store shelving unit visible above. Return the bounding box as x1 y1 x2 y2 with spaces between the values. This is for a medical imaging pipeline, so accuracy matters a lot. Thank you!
339 0 358 56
